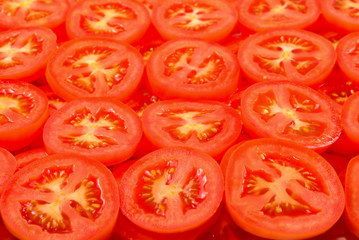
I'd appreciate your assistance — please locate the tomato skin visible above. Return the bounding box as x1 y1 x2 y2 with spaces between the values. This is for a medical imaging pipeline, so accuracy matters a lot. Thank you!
46 37 144 102
146 38 240 101
224 138 345 239
151 0 238 42
237 0 320 32
43 98 142 166
66 0 151 43
237 29 337 86
119 146 224 233
0 153 120 240
0 27 57 82
141 99 242 159
240 81 341 152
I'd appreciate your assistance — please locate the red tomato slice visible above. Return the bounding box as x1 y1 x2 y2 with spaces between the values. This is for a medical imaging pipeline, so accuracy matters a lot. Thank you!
0 153 119 240
237 0 320 32
321 0 359 32
0 80 48 151
241 81 341 152
151 0 237 42
141 99 242 159
238 29 336 86
0 27 57 82
345 155 359 238
43 98 142 166
38 85 67 116
0 148 16 193
46 37 144 101
14 147 48 171
337 32 359 84
146 39 240 100
224 138 345 239
0 0 69 29
341 91 359 145
119 147 224 233
66 0 151 44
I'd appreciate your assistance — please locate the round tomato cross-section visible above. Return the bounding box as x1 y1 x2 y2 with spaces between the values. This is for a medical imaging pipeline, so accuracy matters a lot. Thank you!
0 148 16 193
151 0 237 42
46 37 144 101
119 147 224 233
238 29 336 86
237 0 320 32
0 0 69 29
43 98 142 166
146 39 240 100
240 81 341 152
0 27 57 82
0 153 120 240
66 0 151 43
141 99 242 159
223 138 345 239
337 32 359 84
345 155 359 238
321 0 359 32
0 80 48 151
341 91 359 145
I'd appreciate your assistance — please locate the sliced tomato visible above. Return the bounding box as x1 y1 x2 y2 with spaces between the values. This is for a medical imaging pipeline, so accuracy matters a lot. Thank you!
0 153 119 240
125 87 160 117
43 98 142 166
341 91 359 145
337 32 359 84
237 0 320 32
38 85 67 116
320 151 350 175
0 27 57 82
14 147 48 171
119 147 224 233
46 37 144 101
345 155 359 238
224 138 345 239
146 38 240 100
238 29 336 86
141 100 242 159
0 148 16 193
328 131 359 158
66 0 150 44
321 0 359 32
0 0 69 29
241 81 341 152
151 0 237 42
0 80 48 151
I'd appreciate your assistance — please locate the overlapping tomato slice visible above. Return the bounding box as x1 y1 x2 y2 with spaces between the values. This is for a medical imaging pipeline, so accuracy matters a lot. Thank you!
241 81 341 152
0 0 69 29
66 0 150 43
322 0 359 32
237 0 320 32
141 99 242 159
43 98 142 166
46 37 144 101
337 32 359 84
0 153 119 240
119 147 224 233
238 29 336 86
223 138 345 239
151 0 237 42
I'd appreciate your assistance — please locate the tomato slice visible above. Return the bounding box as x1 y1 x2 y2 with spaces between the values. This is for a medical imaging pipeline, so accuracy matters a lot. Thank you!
141 99 242 159
237 0 320 32
337 32 359 84
43 98 142 166
0 80 48 151
238 29 336 86
46 37 144 101
0 0 69 29
321 0 359 32
341 91 359 145
146 39 240 100
224 138 345 239
65 0 151 43
0 27 57 82
0 153 119 240
119 147 224 233
14 147 48 171
345 155 359 238
151 0 237 42
240 81 341 152
0 148 16 193
38 85 67 116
